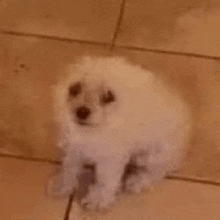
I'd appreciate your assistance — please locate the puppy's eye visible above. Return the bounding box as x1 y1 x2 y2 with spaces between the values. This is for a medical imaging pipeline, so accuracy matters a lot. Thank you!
69 83 81 97
101 91 115 104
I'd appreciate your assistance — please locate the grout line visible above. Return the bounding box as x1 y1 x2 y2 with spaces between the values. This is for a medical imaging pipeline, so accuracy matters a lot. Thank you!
117 44 220 61
0 153 60 164
110 0 127 50
1 29 220 61
166 175 220 186
64 194 75 220
0 30 111 48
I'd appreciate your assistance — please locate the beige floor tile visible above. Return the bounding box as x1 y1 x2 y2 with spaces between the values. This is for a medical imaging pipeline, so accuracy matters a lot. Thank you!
0 157 68 220
117 0 220 57
175 61 220 182
70 180 220 220
0 0 121 43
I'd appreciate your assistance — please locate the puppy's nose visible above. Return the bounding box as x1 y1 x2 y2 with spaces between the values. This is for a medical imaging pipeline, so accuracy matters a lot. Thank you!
76 106 91 120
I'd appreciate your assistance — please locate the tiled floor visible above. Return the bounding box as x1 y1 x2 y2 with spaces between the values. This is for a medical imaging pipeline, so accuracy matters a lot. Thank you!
0 157 220 220
117 0 220 57
0 157 69 220
0 0 220 219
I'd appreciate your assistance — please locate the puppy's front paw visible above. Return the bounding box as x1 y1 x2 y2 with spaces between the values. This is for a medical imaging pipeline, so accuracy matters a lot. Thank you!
81 185 117 210
46 175 74 198
126 175 150 194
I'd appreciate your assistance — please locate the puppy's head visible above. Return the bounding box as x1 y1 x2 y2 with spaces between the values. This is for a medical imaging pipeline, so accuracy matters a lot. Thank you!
67 78 118 127
56 56 154 131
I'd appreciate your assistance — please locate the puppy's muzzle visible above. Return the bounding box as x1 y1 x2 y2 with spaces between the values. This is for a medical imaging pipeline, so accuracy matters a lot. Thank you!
76 106 91 121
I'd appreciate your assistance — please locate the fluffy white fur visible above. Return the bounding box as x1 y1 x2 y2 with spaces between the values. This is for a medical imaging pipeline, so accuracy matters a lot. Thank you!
47 56 192 210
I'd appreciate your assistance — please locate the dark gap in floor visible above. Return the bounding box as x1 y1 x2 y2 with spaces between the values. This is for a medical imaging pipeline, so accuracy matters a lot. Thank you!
111 0 127 50
1 30 220 61
166 175 220 186
0 153 60 164
64 194 75 220
0 30 111 48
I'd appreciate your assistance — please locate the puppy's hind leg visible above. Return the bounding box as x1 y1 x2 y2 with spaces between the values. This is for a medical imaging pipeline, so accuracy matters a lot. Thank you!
125 146 172 193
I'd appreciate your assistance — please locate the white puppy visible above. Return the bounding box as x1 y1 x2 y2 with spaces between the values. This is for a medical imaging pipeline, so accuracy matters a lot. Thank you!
47 57 192 210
